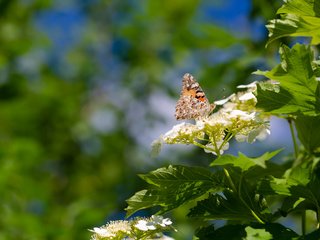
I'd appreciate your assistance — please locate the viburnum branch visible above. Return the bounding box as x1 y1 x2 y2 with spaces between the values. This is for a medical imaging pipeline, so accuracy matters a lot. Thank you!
151 82 270 225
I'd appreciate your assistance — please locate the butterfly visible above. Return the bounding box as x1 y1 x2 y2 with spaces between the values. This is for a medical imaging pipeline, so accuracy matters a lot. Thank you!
175 73 215 120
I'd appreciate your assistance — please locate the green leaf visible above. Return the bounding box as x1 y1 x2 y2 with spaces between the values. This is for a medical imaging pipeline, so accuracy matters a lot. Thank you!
279 196 309 217
138 164 222 187
195 223 298 240
258 164 311 196
259 176 291 196
188 184 272 222
279 175 320 222
245 226 272 240
125 189 163 216
295 115 320 153
279 196 302 216
210 150 282 172
188 190 256 221
244 161 291 182
255 44 320 116
256 83 299 114
248 223 299 240
125 165 224 216
258 80 281 92
266 0 320 45
195 224 246 240
285 163 312 185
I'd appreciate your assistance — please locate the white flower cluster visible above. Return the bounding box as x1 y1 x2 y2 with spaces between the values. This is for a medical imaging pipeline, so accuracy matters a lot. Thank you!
134 215 173 232
153 82 270 156
89 215 174 240
89 220 131 240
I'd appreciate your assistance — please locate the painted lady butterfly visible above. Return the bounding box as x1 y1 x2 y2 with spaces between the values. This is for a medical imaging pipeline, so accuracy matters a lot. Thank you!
175 73 215 120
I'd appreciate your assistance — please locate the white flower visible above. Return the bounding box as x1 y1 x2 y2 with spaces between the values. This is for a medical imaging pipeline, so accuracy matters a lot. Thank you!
214 93 235 105
237 82 257 89
195 119 205 129
90 217 174 239
222 102 238 112
89 227 115 238
162 218 173 226
235 123 270 143
134 220 149 231
162 122 204 144
89 220 132 239
238 92 256 101
251 125 271 142
134 215 173 232
200 111 231 126
135 219 156 231
229 110 255 121
151 215 173 227
235 134 247 142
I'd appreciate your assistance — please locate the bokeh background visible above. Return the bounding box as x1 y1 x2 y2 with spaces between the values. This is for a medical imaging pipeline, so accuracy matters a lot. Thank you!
0 0 295 239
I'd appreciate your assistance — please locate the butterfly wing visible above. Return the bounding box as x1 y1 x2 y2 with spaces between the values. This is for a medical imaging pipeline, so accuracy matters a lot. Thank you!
175 73 214 120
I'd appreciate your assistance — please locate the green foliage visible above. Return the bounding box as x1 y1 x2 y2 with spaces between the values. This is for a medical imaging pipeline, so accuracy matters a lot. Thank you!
195 223 299 240
188 189 268 222
255 44 320 116
267 0 320 45
259 163 320 221
255 42 320 154
123 0 320 239
295 115 320 153
211 150 282 171
126 165 224 216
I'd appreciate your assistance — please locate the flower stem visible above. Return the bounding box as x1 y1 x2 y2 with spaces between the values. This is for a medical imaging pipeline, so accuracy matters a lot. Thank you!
192 141 207 150
223 168 237 192
302 210 306 236
288 118 298 158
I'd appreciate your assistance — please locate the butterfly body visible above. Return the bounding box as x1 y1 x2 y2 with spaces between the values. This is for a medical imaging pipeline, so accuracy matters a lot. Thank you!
175 73 214 120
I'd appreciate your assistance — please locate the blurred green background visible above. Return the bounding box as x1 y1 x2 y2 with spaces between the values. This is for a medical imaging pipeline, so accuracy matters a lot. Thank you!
0 0 284 239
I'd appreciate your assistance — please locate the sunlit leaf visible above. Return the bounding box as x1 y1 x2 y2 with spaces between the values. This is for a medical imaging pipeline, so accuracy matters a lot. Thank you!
258 164 311 196
246 224 298 240
125 165 224 216
210 150 281 172
278 176 320 218
138 165 222 187
255 44 320 116
259 176 291 196
245 226 272 240
266 0 320 45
